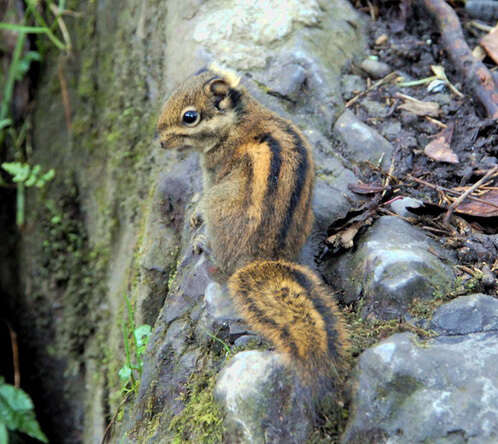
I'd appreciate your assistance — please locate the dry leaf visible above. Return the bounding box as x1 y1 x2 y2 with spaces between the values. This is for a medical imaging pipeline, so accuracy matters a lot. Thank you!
424 123 458 164
455 190 498 217
396 93 440 117
481 26 498 65
326 220 371 250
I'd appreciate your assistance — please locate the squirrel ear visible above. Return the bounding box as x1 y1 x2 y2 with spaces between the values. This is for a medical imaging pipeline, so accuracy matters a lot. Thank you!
204 78 230 98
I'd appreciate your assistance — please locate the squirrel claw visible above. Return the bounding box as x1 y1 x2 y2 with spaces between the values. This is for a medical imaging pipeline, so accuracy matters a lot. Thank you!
190 212 203 229
192 233 210 256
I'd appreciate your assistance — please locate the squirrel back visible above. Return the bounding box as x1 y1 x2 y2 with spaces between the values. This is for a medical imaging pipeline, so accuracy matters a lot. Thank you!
157 65 349 404
157 67 314 277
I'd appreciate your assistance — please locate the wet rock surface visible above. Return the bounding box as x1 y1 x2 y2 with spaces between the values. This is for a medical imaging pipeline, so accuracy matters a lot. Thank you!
215 351 311 444
343 326 498 443
333 109 394 170
324 216 455 320
430 294 498 336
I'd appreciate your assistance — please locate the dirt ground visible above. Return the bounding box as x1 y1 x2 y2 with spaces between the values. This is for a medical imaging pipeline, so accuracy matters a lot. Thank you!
339 1 498 295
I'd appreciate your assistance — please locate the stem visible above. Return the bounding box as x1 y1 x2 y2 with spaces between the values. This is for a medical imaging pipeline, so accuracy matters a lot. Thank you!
16 182 25 227
25 2 66 50
1 32 26 129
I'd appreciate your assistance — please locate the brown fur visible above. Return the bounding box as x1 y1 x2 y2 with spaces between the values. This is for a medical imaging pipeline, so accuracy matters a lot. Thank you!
157 67 349 400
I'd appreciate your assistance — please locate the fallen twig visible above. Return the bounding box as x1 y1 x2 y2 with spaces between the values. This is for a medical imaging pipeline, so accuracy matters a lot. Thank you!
101 393 132 444
443 165 498 223
421 0 498 119
346 71 398 107
8 324 20 388
407 174 498 210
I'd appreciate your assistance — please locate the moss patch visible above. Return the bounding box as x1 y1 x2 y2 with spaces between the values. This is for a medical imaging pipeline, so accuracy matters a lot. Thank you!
409 272 486 320
36 178 108 358
168 368 224 444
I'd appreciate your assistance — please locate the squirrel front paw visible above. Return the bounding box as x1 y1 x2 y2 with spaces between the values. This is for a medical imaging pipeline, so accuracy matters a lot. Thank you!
192 233 211 256
190 212 203 230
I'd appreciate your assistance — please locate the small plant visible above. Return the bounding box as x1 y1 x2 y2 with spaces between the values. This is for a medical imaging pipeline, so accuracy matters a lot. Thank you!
118 294 152 396
1 161 55 226
1 0 73 227
0 377 48 443
205 330 232 359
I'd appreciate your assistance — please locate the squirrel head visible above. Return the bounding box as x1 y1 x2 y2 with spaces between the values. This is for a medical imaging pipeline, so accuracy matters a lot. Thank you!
157 65 243 153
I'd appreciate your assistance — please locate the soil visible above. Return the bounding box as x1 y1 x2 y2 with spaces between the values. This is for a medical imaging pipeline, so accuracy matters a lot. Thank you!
340 1 497 295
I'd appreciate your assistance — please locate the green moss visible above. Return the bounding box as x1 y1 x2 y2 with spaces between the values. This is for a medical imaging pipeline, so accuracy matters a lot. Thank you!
409 271 485 320
343 308 433 362
168 370 224 444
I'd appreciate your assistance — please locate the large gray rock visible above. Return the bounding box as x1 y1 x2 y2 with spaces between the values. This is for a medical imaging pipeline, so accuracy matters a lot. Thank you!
343 331 498 444
324 216 455 320
215 351 311 444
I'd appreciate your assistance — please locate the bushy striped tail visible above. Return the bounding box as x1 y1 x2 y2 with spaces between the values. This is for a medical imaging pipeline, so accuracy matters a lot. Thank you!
227 260 349 400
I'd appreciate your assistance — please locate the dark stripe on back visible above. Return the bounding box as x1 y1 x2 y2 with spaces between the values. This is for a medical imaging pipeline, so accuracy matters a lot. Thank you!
258 134 282 192
253 133 283 254
277 126 309 250
241 153 253 213
285 265 340 360
194 67 208 75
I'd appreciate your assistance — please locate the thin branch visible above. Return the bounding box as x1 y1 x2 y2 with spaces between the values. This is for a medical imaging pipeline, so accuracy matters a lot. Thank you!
407 174 498 211
443 166 498 223
421 0 498 119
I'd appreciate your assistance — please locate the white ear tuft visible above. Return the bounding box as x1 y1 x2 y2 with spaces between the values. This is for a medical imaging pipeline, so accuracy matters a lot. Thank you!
208 62 241 88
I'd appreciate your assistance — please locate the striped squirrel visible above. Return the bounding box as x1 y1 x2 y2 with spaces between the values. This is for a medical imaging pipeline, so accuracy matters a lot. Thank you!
157 66 349 401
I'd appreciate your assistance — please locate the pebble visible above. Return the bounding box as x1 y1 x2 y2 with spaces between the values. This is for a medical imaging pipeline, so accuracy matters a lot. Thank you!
359 58 392 79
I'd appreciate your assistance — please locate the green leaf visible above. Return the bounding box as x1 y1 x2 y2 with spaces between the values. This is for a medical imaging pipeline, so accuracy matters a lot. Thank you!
0 383 48 442
1 162 30 183
14 51 42 81
0 119 12 130
24 164 40 187
40 169 55 183
0 23 48 33
0 423 8 444
118 365 132 381
134 325 151 349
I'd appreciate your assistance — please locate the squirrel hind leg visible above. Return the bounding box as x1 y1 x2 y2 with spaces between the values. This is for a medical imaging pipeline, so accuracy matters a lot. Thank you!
227 260 350 399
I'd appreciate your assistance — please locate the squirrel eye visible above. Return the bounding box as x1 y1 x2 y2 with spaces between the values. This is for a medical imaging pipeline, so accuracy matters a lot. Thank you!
181 107 200 126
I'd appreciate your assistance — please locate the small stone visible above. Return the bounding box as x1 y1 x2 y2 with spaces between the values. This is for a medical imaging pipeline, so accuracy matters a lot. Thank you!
234 335 260 347
381 120 401 140
360 99 389 118
390 197 423 218
481 265 496 289
375 34 388 46
334 109 394 170
429 92 452 106
359 58 392 79
400 110 418 127
341 74 366 100
229 320 251 338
